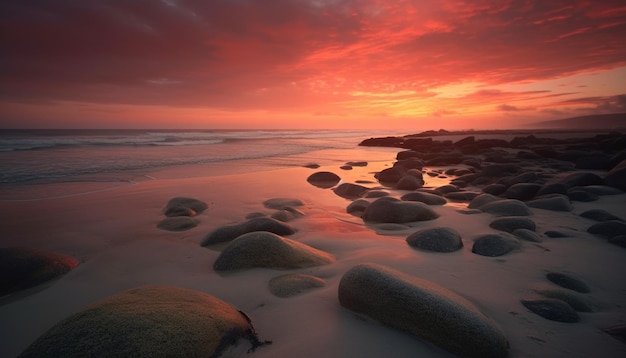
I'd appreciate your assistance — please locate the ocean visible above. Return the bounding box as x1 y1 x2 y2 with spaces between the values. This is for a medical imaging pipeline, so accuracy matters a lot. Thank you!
0 129 405 186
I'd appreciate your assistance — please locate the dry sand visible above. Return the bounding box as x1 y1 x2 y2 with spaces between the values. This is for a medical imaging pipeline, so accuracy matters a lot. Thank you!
1 145 625 357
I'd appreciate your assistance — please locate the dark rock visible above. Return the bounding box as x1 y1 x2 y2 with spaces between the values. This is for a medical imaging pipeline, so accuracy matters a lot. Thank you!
604 159 626 191
346 161 368 167
157 217 198 231
347 199 370 216
503 183 542 201
489 217 536 233
534 288 595 312
359 136 404 147
395 157 425 170
365 190 389 198
0 247 79 297
263 198 304 210
575 155 611 170
201 217 295 246
454 136 475 147
520 298 580 323
527 195 573 212
268 274 325 298
468 193 499 209
572 185 623 195
163 197 208 217
481 164 520 177
401 192 447 205
546 272 591 293
375 167 406 184
444 191 480 202
361 197 439 223
537 183 568 196
333 183 369 199
213 232 335 271
544 172 603 189
603 324 626 344
338 263 510 358
340 165 353 170
396 175 424 190
406 227 463 252
482 184 507 195
472 233 522 257
306 171 341 188
567 189 599 202
481 199 532 216
609 235 626 248
544 230 571 238
513 229 543 242
580 209 624 222
587 220 626 238
245 212 267 219
435 184 460 195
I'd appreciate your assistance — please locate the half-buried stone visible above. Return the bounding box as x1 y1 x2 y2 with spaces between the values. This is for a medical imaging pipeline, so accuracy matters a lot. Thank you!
513 229 543 243
263 198 304 210
520 297 579 323
213 232 335 272
18 285 270 357
0 247 79 297
526 195 572 212
202 217 295 246
338 263 510 358
163 197 208 217
472 233 522 257
489 217 536 233
401 191 447 205
361 197 439 224
306 172 341 188
580 209 624 222
157 216 198 231
406 227 463 253
268 274 326 298
480 199 532 217
546 272 590 293
468 193 500 209
587 220 626 238
333 183 369 199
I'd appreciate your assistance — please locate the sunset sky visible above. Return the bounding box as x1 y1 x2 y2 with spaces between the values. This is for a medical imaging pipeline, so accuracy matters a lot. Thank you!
1 0 625 130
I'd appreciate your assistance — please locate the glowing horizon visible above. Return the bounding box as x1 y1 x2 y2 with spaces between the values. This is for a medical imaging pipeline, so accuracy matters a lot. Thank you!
1 1 625 129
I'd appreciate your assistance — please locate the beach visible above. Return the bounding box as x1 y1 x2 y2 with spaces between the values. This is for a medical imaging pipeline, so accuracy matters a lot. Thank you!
1 129 625 358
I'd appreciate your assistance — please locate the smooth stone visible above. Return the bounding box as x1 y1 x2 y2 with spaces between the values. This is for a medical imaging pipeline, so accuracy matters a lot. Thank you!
444 191 480 201
213 232 335 272
544 172 603 189
376 167 405 184
157 217 198 231
365 190 389 198
0 247 79 297
534 288 595 312
263 198 304 210
609 235 626 248
268 274 325 298
472 233 521 257
401 192 447 205
406 227 463 253
481 199 532 216
503 183 542 201
346 199 371 216
544 230 571 238
201 217 295 246
500 172 538 187
396 175 424 190
333 183 369 199
338 263 510 358
580 209 624 222
18 285 267 357
587 220 626 238
603 324 626 343
163 197 208 217
303 163 320 169
372 223 412 233
346 161 368 167
482 184 507 195
468 193 500 209
513 229 543 243
546 272 591 293
604 159 626 191
527 195 573 212
340 165 353 170
245 212 267 219
572 185 623 196
361 197 439 223
521 297 580 323
271 210 298 222
537 183 567 196
489 217 536 233
567 189 599 202
480 164 520 177
306 171 341 188
434 184 460 194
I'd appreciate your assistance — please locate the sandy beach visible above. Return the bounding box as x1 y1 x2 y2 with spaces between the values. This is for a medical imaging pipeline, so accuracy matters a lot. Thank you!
1 131 626 358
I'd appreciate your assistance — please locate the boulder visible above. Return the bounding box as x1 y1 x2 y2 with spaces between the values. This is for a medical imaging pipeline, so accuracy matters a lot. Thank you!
346 199 370 216
0 247 79 297
512 229 543 243
587 220 626 238
163 197 208 217
502 183 541 201
346 161 368 167
406 227 463 253
306 172 341 188
18 285 268 357
472 233 521 257
482 184 507 196
263 198 304 210
375 167 406 184
268 274 325 298
575 155 611 170
435 184 460 194
201 217 295 246
603 159 626 191
572 185 623 195
333 183 369 199
546 272 590 293
481 199 532 217
400 192 447 205
365 190 389 198
544 172 603 189
338 263 510 358
480 164 520 177
157 217 198 231
489 217 536 233
213 232 335 272
468 193 500 209
527 195 572 212
396 175 424 190
580 209 624 222
361 197 439 223
520 297 579 323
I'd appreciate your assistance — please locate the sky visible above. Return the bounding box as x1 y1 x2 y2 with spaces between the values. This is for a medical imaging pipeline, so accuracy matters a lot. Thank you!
1 0 625 130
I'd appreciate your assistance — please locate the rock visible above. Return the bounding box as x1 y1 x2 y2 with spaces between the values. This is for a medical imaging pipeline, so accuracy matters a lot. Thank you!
306 171 341 188
303 163 320 169
546 272 591 293
271 210 298 222
520 297 580 323
472 233 521 257
544 172 603 189
575 154 612 170
468 193 500 209
580 209 624 222
603 324 626 344
573 185 623 195
489 217 536 233
503 183 542 201
395 157 426 170
346 199 370 216
0 247 79 297
396 175 424 190
263 198 304 210
567 189 599 202
481 164 520 177
603 159 626 191
537 183 567 196
268 274 325 298
527 195 573 212
201 217 295 246
406 227 463 252
534 288 595 312
513 229 543 242
163 197 208 217
375 167 405 184
213 232 335 272
444 191 480 202
434 184 460 195
481 199 532 216
544 230 571 238
500 172 538 187
245 212 267 219
587 220 626 238
365 190 389 198
482 184 507 195
340 165 353 170
338 263 510 358
333 183 369 199
401 191 447 205
609 235 626 248
361 197 439 223
18 285 268 357
157 217 198 231
346 161 368 167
